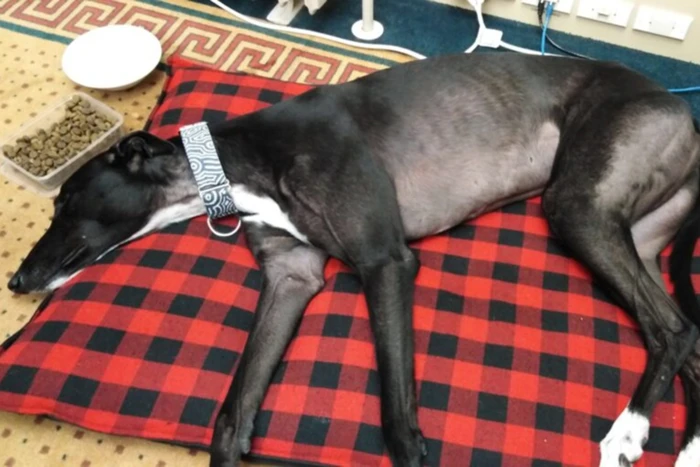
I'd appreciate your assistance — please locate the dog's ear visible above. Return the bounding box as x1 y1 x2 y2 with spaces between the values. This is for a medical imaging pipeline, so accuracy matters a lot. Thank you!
116 131 176 160
112 131 177 174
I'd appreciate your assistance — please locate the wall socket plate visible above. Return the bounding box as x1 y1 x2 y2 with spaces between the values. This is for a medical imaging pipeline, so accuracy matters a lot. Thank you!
521 0 575 15
577 0 634 28
633 6 694 41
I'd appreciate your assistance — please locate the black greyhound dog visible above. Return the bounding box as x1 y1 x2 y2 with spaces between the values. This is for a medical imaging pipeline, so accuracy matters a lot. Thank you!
7 53 700 467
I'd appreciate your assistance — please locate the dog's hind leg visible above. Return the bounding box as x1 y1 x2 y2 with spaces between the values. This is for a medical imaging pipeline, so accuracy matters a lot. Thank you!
209 224 327 467
676 350 700 467
667 167 700 467
632 172 699 289
631 174 700 467
542 95 700 467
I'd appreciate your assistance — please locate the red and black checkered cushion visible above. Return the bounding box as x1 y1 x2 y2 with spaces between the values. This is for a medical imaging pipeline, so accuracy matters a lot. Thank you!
0 55 695 466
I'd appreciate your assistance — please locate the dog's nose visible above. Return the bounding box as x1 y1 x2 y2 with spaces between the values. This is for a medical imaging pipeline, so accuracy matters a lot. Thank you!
7 273 22 292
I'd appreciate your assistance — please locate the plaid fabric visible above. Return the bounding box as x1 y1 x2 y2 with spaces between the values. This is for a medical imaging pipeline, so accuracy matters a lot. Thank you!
0 55 694 467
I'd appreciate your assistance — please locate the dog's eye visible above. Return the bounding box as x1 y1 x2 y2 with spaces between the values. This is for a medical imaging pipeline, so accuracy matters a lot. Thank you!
52 200 64 215
54 193 70 208
54 199 66 214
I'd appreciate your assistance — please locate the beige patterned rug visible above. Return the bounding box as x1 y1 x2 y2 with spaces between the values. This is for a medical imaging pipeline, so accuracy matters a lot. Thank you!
0 1 408 465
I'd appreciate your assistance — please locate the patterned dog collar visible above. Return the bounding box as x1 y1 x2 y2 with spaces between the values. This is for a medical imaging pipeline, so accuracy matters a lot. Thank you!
179 121 241 237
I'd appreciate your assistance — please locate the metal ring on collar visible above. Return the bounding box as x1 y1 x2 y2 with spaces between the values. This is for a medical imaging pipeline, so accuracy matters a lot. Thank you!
206 216 242 238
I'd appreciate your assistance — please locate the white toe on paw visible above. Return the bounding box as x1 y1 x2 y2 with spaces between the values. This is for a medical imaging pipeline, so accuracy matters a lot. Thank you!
676 437 700 467
599 408 649 467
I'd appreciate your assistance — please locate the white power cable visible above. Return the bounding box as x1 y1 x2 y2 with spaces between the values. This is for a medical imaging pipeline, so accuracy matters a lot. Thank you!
464 0 487 53
209 1 700 96
466 0 563 56
208 0 427 60
208 0 562 61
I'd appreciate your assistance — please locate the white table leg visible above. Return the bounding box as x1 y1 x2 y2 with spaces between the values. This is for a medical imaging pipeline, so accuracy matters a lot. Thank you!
352 0 384 40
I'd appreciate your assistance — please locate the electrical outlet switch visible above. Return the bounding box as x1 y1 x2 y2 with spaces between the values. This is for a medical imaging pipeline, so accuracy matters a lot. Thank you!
577 0 634 28
633 6 693 40
521 0 575 15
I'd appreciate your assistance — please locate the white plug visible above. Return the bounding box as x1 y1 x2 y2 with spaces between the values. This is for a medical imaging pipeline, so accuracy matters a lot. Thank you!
479 28 504 48
465 0 503 50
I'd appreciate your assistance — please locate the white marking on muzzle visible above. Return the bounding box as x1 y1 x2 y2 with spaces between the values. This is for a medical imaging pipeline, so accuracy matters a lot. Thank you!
43 197 206 292
45 270 82 292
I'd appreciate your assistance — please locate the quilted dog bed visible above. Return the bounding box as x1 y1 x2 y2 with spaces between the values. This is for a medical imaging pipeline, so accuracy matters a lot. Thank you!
0 55 692 467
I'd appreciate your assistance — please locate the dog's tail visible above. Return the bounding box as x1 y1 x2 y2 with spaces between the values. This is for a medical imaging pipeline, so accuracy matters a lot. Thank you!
669 118 700 328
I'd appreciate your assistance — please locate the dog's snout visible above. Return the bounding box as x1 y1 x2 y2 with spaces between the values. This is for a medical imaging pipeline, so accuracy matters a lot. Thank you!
7 273 23 293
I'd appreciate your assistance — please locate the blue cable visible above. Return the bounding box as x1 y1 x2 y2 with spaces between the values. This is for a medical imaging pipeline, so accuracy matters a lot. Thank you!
669 86 700 94
536 0 698 94
540 1 554 55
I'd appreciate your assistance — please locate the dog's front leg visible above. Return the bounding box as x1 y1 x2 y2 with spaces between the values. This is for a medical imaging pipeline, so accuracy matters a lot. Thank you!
209 225 327 467
358 245 427 467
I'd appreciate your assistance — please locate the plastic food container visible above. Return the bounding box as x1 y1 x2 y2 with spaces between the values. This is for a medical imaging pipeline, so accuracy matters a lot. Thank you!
0 92 124 197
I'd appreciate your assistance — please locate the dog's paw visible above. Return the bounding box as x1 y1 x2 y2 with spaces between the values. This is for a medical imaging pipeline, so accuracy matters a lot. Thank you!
599 408 649 467
385 425 427 467
209 413 254 467
676 436 700 467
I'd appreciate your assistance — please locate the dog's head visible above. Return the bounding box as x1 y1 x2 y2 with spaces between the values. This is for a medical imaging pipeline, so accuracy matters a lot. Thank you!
7 131 202 294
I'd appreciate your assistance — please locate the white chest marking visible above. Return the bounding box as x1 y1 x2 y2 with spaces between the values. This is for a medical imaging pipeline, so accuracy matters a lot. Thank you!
230 184 309 243
44 185 307 292
134 198 207 241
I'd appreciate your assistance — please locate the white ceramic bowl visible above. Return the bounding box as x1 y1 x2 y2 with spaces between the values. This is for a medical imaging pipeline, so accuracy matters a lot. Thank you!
62 24 162 91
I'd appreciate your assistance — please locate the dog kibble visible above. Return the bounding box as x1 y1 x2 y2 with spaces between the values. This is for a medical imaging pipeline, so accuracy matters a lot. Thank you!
2 96 117 177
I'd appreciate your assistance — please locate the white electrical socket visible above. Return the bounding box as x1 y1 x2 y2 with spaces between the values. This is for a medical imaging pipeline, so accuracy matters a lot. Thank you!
521 0 575 15
577 0 634 28
633 6 693 41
